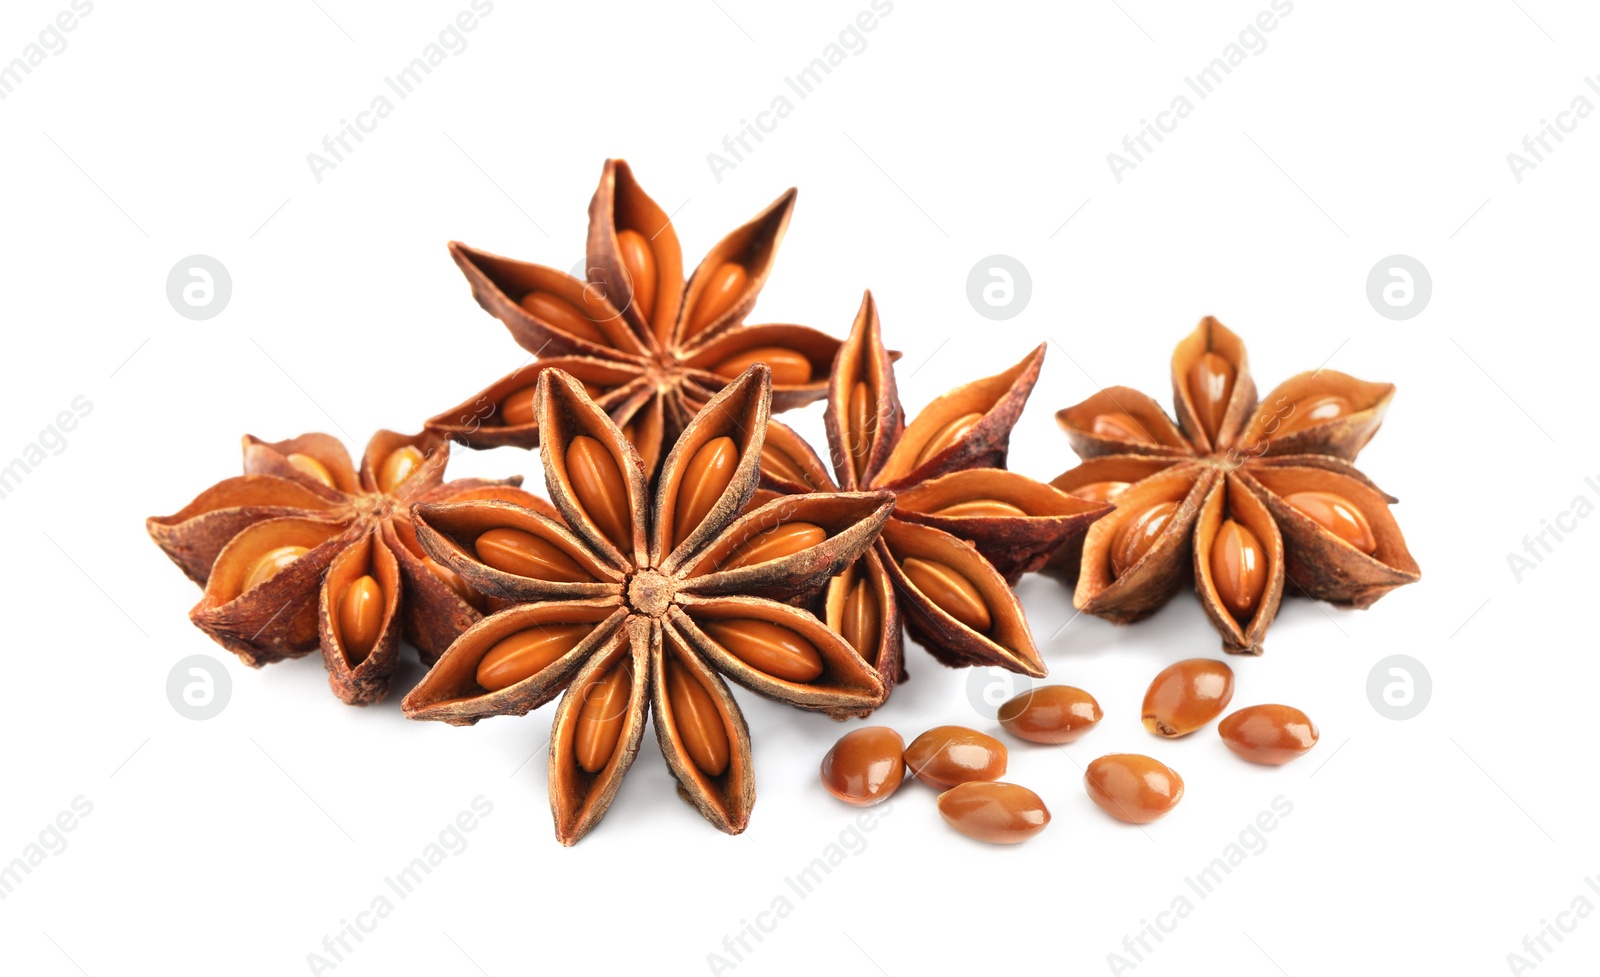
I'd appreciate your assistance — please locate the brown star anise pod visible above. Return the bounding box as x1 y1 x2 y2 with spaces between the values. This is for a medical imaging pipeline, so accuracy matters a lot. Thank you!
1049 317 1421 654
754 292 1112 691
403 366 893 844
427 158 841 477
147 431 550 704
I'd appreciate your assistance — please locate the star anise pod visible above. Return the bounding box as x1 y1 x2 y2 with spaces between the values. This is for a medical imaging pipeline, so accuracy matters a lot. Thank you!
147 431 550 704
427 158 841 477
754 292 1112 691
1049 317 1421 654
403 366 893 844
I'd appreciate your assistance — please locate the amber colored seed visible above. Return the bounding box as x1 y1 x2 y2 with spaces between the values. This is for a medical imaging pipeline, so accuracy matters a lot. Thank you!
820 726 904 807
1141 658 1235 738
1285 491 1377 554
673 436 739 549
759 441 810 485
914 412 983 468
520 290 608 346
1084 754 1184 824
938 782 1051 845
1219 704 1320 765
566 436 632 551
848 380 874 476
475 527 591 583
574 657 633 774
614 228 657 323
337 575 384 663
1187 351 1236 444
1111 501 1180 578
841 577 881 664
1273 394 1351 438
1210 519 1268 622
423 554 484 611
723 522 827 571
500 386 538 427
997 686 1103 744
685 262 747 337
904 726 1007 790
931 499 1028 519
1072 480 1131 504
1091 412 1152 443
700 619 824 682
709 346 812 386
476 623 596 692
378 446 425 495
902 558 992 633
242 545 309 594
664 657 730 776
286 452 336 488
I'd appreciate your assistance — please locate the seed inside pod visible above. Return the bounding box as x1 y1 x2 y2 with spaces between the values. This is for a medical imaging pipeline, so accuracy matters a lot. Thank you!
499 386 539 427
614 228 657 322
931 499 1029 519
1273 394 1350 438
378 446 425 495
475 527 591 582
566 436 631 551
937 782 1050 845
820 726 904 806
700 619 824 682
710 347 812 386
722 522 827 570
1111 501 1180 578
476 623 597 692
1187 351 1236 444
997 685 1102 744
686 262 747 336
1091 412 1151 443
1285 491 1377 554
1071 480 1130 504
1210 519 1267 621
673 436 739 549
519 290 608 346
241 545 309 595
286 453 336 488
421 553 484 611
914 412 983 468
901 558 992 633
664 657 730 776
337 574 384 662
904 726 1007 789
1084 754 1184 823
574 657 633 774
840 576 881 663
1141 658 1234 737
848 381 873 475
760 441 810 485
1219 704 1319 765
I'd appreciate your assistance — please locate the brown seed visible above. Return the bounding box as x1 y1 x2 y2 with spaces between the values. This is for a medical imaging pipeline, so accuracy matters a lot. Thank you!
931 499 1028 519
378 446 425 495
520 290 608 346
242 545 309 594
500 386 539 427
614 228 657 323
686 262 747 337
1084 754 1184 823
1187 351 1236 444
904 726 1007 790
336 574 384 663
475 527 591 582
820 726 905 806
286 453 336 488
1210 519 1268 621
997 686 1102 744
1286 491 1377 554
566 436 632 551
673 436 739 549
760 441 810 485
1111 501 1180 577
1219 704 1319 765
700 619 824 682
840 577 881 664
1091 412 1151 443
1071 480 1131 504
901 558 992 633
710 346 812 386
914 412 983 468
848 380 873 476
1273 394 1351 438
422 554 484 611
722 522 827 570
476 623 596 692
664 656 730 776
937 782 1050 845
574 657 633 774
1142 658 1235 737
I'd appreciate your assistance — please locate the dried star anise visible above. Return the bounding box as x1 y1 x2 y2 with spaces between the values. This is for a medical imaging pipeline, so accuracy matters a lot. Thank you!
1049 317 1421 654
427 158 841 477
754 292 1111 690
147 431 549 704
402 366 893 844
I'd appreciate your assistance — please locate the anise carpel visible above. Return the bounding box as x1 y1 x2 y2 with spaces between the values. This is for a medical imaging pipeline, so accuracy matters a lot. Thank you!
427 158 842 478
403 366 894 844
754 292 1112 690
146 431 549 704
1049 316 1421 654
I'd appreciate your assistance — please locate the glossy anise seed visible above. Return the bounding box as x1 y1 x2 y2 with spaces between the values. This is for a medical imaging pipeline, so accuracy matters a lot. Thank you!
701 619 824 682
1085 754 1184 824
423 554 484 611
938 782 1050 845
848 381 873 476
575 658 633 774
1091 412 1150 443
567 436 631 551
665 657 729 776
997 686 1102 744
1072 480 1131 503
673 436 739 548
476 624 596 692
286 453 335 488
710 347 811 386
1111 501 1179 578
614 228 657 322
520 290 608 346
1210 519 1267 621
1274 394 1350 438
242 545 308 594
475 527 591 582
841 578 880 663
901 558 992 633
1219 705 1319 765
904 726 1007 790
1286 491 1377 554
337 575 384 662
500 386 539 427
820 726 905 807
914 412 983 468
722 523 827 570
760 442 810 485
931 499 1028 519
686 262 747 337
378 446 425 495
1142 658 1235 737
1188 351 1236 443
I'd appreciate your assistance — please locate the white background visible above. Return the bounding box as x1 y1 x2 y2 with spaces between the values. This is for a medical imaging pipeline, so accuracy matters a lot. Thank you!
2 1 1597 975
